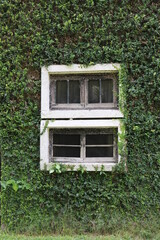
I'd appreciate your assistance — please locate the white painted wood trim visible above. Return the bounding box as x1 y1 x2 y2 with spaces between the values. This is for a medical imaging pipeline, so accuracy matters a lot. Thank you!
40 119 121 171
41 109 123 119
45 119 120 128
46 64 120 74
118 122 121 163
41 67 50 115
40 122 49 169
46 163 116 171
41 64 121 119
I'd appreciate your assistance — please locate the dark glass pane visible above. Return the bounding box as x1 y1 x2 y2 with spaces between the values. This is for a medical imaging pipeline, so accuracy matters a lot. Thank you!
69 81 80 103
88 80 99 103
56 80 67 103
86 147 113 157
53 134 80 145
101 79 113 103
86 134 113 145
53 147 80 157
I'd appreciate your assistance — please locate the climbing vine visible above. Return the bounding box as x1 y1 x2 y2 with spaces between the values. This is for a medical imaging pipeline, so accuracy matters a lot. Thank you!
0 0 160 233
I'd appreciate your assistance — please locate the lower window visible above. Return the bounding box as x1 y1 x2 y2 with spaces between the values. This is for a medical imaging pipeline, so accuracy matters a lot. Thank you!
49 128 118 164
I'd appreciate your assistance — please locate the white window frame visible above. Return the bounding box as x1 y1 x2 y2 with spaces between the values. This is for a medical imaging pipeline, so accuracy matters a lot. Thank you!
50 128 118 163
41 64 123 119
40 64 124 171
40 119 122 171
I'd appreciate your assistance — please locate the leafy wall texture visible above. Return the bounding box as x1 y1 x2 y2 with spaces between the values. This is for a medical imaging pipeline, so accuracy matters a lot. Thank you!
0 0 160 231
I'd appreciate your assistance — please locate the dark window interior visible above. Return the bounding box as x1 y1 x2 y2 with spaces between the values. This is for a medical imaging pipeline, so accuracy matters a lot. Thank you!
52 131 115 160
86 134 113 145
86 134 113 158
69 80 80 103
56 80 80 104
50 74 117 109
88 80 99 103
86 147 113 157
88 79 113 103
56 80 67 103
53 134 80 145
101 79 113 103
53 146 80 157
53 134 81 158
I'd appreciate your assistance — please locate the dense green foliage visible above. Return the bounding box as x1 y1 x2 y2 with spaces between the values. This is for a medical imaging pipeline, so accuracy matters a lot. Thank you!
0 0 160 232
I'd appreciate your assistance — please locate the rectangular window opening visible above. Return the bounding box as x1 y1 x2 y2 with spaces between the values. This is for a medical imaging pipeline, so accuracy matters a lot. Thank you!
50 129 118 163
50 74 118 109
56 80 80 104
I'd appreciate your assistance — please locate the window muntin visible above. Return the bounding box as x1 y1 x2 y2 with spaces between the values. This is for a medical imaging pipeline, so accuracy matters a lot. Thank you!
50 74 118 109
56 80 80 104
88 79 113 103
49 129 118 163
53 134 81 158
86 134 113 158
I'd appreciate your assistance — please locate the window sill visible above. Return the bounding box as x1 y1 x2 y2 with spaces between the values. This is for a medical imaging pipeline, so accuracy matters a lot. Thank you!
42 109 123 119
42 162 117 172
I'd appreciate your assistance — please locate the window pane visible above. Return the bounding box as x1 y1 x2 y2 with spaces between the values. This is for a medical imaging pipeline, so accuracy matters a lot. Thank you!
53 146 80 157
56 80 67 103
88 80 99 103
69 80 80 103
101 79 113 103
86 147 113 157
53 134 80 145
86 134 113 145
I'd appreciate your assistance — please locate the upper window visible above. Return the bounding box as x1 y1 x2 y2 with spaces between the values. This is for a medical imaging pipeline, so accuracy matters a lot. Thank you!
41 64 122 119
50 74 118 109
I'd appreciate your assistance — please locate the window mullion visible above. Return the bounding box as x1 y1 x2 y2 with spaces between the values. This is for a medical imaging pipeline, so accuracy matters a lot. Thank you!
49 130 53 163
80 133 85 161
67 80 69 104
99 79 102 103
85 79 88 107
50 80 56 108
54 80 56 105
113 133 116 160
113 78 117 107
84 133 86 162
80 79 85 107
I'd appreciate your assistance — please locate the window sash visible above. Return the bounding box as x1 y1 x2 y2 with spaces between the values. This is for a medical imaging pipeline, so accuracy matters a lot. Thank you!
50 74 118 109
49 129 118 163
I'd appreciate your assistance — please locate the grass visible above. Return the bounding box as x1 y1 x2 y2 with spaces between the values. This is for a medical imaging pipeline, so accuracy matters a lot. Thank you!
0 228 160 240
0 233 156 240
0 234 132 240
0 234 160 240
0 213 160 240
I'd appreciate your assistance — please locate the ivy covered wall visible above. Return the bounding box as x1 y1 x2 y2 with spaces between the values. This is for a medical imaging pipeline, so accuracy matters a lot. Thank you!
0 0 160 232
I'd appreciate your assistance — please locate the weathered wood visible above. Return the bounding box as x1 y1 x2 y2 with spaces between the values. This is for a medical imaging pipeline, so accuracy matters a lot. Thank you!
46 162 117 171
41 109 123 119
50 74 117 110
40 64 122 171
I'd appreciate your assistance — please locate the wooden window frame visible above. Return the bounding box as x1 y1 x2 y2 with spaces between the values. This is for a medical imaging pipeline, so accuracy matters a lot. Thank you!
49 128 118 164
40 119 122 171
40 64 124 171
41 64 123 119
50 74 118 110
50 75 85 109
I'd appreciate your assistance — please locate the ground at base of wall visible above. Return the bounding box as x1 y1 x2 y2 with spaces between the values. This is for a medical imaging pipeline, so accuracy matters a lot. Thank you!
1 218 160 240
0 233 160 240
